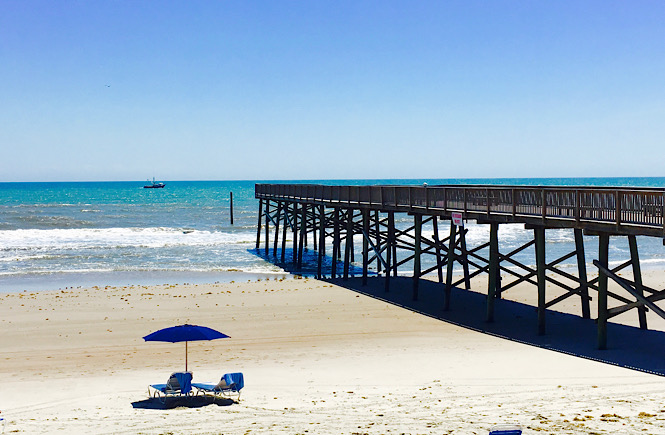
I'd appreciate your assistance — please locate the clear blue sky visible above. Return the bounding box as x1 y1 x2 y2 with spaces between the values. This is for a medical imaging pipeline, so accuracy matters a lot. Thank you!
2 1 664 182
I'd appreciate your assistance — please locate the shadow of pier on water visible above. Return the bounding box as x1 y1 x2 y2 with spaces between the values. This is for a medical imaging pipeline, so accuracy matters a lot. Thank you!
250 247 370 278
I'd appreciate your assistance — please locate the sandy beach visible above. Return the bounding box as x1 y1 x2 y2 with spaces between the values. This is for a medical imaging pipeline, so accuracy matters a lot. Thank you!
3 271 665 434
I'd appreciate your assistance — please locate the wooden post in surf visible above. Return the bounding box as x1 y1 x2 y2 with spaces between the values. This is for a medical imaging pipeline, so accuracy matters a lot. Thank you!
317 205 325 279
292 203 298 265
255 199 263 249
460 228 471 290
433 217 443 284
332 207 340 278
312 206 317 252
273 203 281 257
344 209 353 280
230 192 234 225
298 204 305 269
444 221 457 311
574 228 591 319
264 201 270 256
412 213 422 301
281 203 288 263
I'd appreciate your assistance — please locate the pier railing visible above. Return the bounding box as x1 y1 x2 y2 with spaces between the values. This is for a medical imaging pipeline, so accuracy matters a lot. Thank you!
256 184 665 237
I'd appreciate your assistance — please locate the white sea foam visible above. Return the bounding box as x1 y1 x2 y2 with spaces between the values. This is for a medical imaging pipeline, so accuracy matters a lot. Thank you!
0 263 285 278
0 227 255 251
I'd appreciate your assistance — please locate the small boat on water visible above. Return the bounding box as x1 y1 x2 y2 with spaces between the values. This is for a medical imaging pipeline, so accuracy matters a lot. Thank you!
144 177 165 188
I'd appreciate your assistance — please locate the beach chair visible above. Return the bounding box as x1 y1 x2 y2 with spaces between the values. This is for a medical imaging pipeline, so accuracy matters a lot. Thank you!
192 372 244 401
148 372 193 403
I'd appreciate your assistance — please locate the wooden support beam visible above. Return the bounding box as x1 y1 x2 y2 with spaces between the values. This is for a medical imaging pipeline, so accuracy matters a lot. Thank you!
608 290 665 318
303 207 308 250
486 222 499 322
312 210 317 252
362 231 389 268
456 264 488 285
413 213 422 301
256 199 263 249
362 210 369 286
375 210 382 274
597 233 610 350
390 211 397 278
587 259 632 288
281 203 288 263
444 222 457 311
344 209 353 280
317 205 325 279
332 208 340 278
534 227 546 336
468 241 491 256
349 210 356 264
385 211 394 292
629 235 648 329
273 202 281 257
264 201 270 256
460 228 471 290
433 218 444 284
504 239 536 258
575 229 591 319
292 202 298 265
298 203 305 269
545 288 586 309
594 260 665 321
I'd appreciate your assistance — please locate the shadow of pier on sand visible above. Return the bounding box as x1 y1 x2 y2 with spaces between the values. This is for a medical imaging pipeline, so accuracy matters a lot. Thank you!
331 276 665 377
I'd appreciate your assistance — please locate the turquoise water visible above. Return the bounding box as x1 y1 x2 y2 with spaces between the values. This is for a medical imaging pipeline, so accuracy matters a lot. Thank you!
1 178 665 292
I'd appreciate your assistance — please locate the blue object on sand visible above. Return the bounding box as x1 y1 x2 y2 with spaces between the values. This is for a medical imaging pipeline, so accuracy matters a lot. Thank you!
143 324 230 371
489 424 522 435
193 372 245 400
149 372 194 403
223 372 244 390
143 324 229 343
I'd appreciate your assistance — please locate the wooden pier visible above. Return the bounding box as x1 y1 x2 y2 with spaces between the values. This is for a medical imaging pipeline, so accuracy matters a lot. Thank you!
255 183 665 350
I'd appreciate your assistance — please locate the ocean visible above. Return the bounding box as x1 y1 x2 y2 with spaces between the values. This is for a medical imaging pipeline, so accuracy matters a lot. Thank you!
2 178 665 293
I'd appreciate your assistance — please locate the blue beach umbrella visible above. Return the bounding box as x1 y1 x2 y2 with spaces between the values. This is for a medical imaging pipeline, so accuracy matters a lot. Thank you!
143 324 230 371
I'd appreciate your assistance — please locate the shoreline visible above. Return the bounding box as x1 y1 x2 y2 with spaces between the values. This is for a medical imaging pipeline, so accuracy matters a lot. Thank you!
0 269 292 294
6 255 665 295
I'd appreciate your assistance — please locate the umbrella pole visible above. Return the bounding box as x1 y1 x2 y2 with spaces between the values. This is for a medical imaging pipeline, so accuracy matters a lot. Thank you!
185 341 188 372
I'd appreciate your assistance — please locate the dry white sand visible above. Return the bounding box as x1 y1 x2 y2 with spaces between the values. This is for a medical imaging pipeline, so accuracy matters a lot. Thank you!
2 271 665 434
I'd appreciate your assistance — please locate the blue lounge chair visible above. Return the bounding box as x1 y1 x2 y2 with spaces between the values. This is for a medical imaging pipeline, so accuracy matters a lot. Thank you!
193 372 244 401
148 372 193 403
